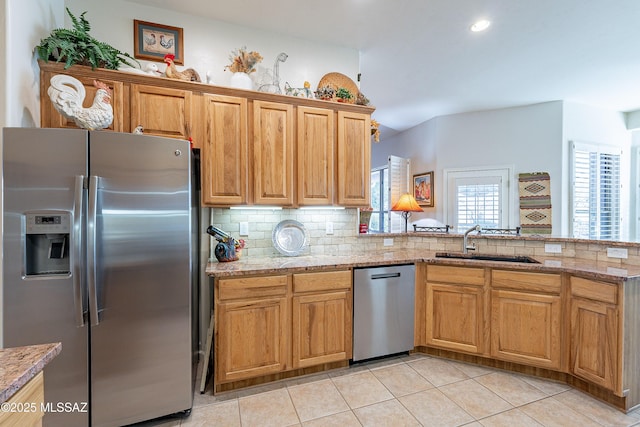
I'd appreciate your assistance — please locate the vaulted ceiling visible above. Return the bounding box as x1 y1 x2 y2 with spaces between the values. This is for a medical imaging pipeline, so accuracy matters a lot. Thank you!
127 0 640 136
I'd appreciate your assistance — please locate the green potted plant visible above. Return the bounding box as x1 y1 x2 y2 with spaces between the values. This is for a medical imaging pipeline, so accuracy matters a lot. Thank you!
36 8 138 70
335 87 353 103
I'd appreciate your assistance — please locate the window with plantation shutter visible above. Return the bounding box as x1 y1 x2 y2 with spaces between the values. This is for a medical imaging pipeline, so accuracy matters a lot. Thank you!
571 141 621 240
369 166 389 232
444 167 511 232
369 156 410 233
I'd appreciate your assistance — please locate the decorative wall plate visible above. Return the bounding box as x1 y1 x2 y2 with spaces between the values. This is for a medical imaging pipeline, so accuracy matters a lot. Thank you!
272 220 309 256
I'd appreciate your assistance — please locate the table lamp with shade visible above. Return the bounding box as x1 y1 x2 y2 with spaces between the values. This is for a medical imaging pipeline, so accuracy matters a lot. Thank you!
391 193 424 232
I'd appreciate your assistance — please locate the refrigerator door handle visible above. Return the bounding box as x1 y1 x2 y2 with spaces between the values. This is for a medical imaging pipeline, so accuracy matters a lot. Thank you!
88 175 100 326
73 175 86 327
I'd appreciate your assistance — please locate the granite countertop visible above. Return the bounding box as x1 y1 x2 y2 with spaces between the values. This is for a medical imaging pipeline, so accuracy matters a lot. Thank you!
206 249 640 281
0 342 62 403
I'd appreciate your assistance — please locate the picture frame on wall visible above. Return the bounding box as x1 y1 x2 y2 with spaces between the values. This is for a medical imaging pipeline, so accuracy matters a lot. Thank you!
133 20 184 64
413 171 434 207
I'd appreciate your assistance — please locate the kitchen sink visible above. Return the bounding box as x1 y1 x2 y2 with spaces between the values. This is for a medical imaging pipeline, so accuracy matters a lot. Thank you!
435 252 540 264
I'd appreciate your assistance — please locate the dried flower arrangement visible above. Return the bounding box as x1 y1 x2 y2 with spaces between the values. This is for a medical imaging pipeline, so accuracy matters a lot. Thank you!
224 46 263 74
371 119 380 142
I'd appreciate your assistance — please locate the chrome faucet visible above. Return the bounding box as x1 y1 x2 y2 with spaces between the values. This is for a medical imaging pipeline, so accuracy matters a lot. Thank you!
463 225 481 253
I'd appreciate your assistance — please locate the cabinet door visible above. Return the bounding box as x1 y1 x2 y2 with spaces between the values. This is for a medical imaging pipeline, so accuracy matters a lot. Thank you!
216 297 289 383
570 297 618 391
41 72 124 132
253 101 294 205
336 111 370 206
202 94 248 205
297 106 334 205
491 289 561 369
292 290 352 368
130 84 192 140
426 282 485 354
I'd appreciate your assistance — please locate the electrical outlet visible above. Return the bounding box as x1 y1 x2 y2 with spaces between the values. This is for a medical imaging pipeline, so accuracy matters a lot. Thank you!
326 221 334 235
384 238 394 247
607 247 628 259
239 222 249 236
544 243 562 254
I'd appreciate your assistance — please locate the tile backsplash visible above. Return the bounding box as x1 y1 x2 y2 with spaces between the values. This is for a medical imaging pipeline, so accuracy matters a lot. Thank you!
207 208 362 257
206 208 640 266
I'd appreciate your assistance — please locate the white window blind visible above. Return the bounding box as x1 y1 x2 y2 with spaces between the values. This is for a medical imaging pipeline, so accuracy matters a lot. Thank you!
387 155 410 233
571 141 621 240
444 167 511 232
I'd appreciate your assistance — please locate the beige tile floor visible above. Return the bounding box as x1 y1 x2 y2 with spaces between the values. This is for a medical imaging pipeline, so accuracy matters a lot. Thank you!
142 353 640 427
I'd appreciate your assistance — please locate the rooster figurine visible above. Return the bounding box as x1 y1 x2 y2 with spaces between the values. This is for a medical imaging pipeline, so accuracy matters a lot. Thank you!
47 75 113 131
163 54 201 82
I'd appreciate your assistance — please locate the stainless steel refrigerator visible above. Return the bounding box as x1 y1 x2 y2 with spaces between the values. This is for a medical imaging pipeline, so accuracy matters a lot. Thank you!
2 127 196 426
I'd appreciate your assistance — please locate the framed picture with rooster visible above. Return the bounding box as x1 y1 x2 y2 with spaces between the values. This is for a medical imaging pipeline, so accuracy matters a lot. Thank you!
413 171 434 207
134 20 184 64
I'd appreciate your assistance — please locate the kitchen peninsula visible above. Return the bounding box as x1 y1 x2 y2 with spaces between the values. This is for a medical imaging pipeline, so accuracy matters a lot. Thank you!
207 235 640 413
0 342 61 425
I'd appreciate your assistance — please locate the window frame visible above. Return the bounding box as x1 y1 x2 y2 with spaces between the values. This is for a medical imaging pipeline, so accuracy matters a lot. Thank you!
369 165 388 233
443 166 513 232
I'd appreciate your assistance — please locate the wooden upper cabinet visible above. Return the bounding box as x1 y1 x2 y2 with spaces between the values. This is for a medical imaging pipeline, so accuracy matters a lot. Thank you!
253 101 294 206
38 61 376 208
337 111 371 206
297 106 334 205
202 94 248 205
130 84 192 140
40 71 124 132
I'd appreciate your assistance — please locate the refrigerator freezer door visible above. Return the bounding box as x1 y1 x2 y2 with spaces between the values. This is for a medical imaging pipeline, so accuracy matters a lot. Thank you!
88 132 193 426
2 127 90 427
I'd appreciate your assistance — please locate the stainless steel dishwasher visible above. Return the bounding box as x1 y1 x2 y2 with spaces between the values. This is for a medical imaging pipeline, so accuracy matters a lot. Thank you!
353 264 415 361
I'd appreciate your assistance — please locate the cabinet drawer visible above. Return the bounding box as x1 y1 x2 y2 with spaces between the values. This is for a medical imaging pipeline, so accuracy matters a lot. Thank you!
218 275 288 301
294 270 351 293
492 270 561 294
427 265 485 286
571 276 618 304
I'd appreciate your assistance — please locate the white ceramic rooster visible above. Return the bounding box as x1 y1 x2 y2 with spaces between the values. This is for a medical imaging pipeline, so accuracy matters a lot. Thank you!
47 75 114 130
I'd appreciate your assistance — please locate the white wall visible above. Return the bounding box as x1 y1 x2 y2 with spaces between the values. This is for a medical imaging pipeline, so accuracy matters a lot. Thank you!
372 102 564 233
627 110 640 130
0 0 64 348
64 0 359 93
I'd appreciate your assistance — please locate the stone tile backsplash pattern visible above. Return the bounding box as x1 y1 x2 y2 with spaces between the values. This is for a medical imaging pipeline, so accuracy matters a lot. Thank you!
208 208 640 265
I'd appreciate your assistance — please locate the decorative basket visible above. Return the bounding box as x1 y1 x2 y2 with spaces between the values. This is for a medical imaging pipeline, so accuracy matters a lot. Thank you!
316 72 359 104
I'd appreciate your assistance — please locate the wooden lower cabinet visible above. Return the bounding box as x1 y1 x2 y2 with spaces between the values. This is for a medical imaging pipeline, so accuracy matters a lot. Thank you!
0 371 45 427
292 291 351 368
215 275 289 383
425 265 486 354
570 276 620 393
215 270 352 386
491 289 561 369
490 270 562 370
292 270 352 368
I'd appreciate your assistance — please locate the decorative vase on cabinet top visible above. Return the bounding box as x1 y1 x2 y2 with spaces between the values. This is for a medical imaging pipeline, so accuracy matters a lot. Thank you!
230 72 253 90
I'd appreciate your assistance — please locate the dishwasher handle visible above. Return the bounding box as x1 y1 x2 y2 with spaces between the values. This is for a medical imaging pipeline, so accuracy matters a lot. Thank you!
370 272 402 280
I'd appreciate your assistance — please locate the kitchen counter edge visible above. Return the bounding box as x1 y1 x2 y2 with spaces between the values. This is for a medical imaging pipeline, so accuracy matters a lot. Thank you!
0 342 62 403
206 250 640 281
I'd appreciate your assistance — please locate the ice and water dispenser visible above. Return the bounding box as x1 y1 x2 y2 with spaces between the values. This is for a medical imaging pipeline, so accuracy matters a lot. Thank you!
24 211 71 275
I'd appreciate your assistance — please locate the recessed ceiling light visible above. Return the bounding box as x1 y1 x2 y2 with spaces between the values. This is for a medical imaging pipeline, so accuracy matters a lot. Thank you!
470 19 491 32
